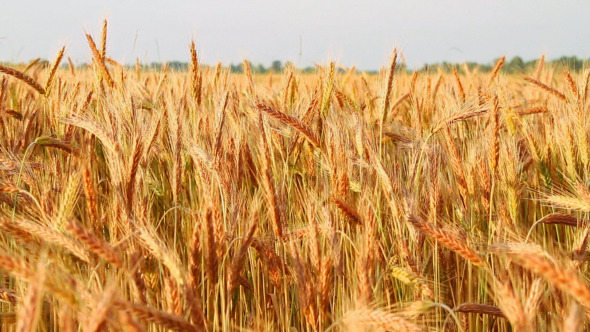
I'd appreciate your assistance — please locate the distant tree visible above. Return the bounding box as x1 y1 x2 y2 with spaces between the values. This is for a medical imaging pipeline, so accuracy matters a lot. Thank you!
505 56 525 73
38 59 50 68
302 66 315 73
271 60 283 73
168 61 188 71
230 63 243 73
555 56 584 71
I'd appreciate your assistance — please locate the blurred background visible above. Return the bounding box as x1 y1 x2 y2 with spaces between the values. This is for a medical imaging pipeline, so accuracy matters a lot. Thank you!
1 0 589 70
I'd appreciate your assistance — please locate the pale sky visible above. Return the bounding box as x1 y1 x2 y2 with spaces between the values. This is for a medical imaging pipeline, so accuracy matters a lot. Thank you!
1 1 589 70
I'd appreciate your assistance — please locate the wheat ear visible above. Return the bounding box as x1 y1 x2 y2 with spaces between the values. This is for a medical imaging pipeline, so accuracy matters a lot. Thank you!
0 64 45 95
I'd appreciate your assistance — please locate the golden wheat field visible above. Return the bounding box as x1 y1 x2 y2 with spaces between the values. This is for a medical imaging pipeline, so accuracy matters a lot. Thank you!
2 22 590 332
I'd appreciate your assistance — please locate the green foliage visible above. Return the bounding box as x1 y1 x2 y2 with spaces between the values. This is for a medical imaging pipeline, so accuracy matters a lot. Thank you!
416 55 590 74
50 55 590 74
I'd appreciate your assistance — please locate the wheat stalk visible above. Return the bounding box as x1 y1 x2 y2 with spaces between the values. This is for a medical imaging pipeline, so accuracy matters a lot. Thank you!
408 215 487 267
66 219 123 268
488 56 506 86
342 307 422 332
452 66 466 103
228 213 258 292
15 258 45 332
85 33 114 88
524 76 566 101
0 64 45 94
381 49 398 122
114 300 199 332
255 99 320 148
455 303 505 318
491 243 590 309
45 46 65 92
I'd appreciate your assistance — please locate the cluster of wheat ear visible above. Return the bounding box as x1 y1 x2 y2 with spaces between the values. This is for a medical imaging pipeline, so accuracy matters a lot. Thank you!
2 20 590 331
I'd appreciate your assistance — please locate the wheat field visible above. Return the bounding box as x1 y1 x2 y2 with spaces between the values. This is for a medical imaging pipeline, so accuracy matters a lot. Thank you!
0 22 590 331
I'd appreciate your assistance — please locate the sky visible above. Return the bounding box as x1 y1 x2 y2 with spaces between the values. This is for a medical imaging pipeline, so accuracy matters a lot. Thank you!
1 1 589 70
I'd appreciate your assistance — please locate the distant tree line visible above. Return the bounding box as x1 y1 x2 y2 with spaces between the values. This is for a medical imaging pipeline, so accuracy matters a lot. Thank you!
157 56 590 74
49 56 590 74
417 56 590 74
